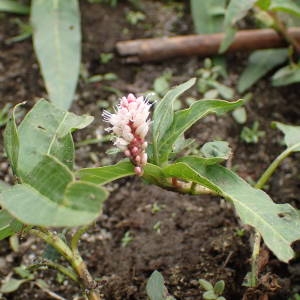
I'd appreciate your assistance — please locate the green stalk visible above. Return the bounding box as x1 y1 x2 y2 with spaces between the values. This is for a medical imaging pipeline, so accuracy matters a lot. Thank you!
249 142 300 287
29 228 101 300
29 228 74 262
250 231 261 287
28 261 79 283
71 225 90 254
255 142 300 190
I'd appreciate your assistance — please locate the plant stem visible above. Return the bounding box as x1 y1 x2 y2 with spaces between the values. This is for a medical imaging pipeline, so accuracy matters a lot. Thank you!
28 261 79 283
71 225 90 254
255 142 300 190
29 228 102 300
268 11 300 55
190 182 197 194
29 228 74 262
250 231 261 287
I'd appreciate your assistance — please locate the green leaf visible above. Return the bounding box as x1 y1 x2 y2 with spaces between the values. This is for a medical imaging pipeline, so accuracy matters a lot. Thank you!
0 182 23 240
203 290 217 300
156 99 243 164
201 141 231 161
272 122 300 151
0 210 23 240
177 155 227 166
270 0 300 17
4 103 22 175
172 135 195 155
0 155 108 227
238 49 288 93
153 76 170 96
14 265 34 280
0 180 9 192
163 159 300 262
219 26 236 54
78 161 135 185
256 0 271 10
232 107 247 124
219 0 256 53
214 280 225 295
199 279 214 291
152 78 196 163
208 81 234 100
146 270 166 300
0 0 29 14
272 64 300 86
17 99 93 176
191 0 226 34
0 278 29 293
143 163 166 186
31 0 81 109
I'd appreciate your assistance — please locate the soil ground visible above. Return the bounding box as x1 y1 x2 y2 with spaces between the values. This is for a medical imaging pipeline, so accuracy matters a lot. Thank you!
1 1 300 299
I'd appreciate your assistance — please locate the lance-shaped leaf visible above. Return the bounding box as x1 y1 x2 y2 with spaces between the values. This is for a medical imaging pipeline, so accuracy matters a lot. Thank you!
219 0 256 53
0 210 23 240
157 99 243 164
3 103 21 175
31 0 81 109
0 155 107 227
269 0 300 17
272 122 300 151
78 161 135 185
0 0 30 14
238 49 288 93
164 158 300 262
0 182 23 240
152 78 196 163
0 278 29 294
17 99 93 176
272 64 300 86
191 0 225 34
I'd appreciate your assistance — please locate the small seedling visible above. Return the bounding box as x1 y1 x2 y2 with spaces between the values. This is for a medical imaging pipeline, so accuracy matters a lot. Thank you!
232 107 247 124
153 71 172 96
99 52 114 64
146 270 176 300
240 121 265 144
196 58 233 100
6 18 32 44
199 279 226 300
235 228 246 238
80 64 118 83
121 231 133 247
153 221 161 234
151 202 164 214
126 11 145 25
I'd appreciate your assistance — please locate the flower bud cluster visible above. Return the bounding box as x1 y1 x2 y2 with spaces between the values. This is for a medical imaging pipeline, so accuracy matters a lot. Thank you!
103 93 151 176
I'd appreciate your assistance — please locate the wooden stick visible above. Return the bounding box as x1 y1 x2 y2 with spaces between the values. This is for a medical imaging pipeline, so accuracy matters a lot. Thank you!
116 27 300 63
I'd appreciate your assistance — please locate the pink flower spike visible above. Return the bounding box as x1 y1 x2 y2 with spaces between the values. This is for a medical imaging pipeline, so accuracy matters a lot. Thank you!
102 93 152 175
134 166 143 176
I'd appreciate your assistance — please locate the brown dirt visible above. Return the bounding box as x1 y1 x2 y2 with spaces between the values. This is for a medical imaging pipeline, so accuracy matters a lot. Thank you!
0 1 300 299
